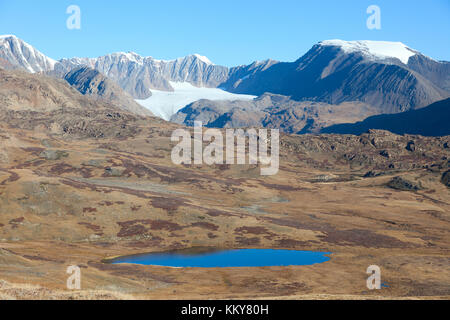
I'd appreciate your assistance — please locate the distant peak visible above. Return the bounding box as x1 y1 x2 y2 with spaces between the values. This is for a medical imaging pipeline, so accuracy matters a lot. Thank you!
193 54 214 65
319 39 417 64
253 59 276 65
97 52 215 65
106 51 144 64
0 34 18 39
0 34 57 72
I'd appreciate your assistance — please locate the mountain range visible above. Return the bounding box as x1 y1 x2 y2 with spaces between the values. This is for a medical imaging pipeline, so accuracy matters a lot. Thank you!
1 35 450 300
174 40 450 133
222 40 450 113
1 35 449 135
56 53 229 99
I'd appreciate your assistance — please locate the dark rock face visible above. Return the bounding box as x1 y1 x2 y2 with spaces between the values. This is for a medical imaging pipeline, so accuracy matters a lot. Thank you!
63 67 153 117
407 54 450 92
406 141 416 152
380 150 390 158
387 176 422 191
364 171 384 178
442 170 450 188
320 98 450 137
221 59 279 91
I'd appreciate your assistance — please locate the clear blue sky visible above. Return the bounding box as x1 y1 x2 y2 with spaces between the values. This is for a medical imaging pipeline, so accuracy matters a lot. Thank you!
1 0 449 66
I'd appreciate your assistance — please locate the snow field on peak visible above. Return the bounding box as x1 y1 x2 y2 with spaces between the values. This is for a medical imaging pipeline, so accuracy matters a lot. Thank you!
0 35 57 72
320 40 417 64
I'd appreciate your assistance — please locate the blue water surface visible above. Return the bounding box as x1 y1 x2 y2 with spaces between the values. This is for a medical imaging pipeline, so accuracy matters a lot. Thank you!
111 249 331 268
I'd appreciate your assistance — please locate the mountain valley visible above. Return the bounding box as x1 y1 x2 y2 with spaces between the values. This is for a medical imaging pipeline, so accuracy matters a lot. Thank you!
0 34 449 300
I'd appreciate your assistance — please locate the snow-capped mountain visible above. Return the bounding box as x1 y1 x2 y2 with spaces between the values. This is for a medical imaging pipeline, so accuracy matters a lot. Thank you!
172 40 450 133
1 35 449 124
221 39 450 114
57 52 229 99
0 35 230 100
57 52 250 118
0 35 56 73
318 40 418 64
0 35 245 119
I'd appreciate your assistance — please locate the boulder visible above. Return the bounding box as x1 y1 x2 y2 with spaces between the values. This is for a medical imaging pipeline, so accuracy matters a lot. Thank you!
387 176 422 191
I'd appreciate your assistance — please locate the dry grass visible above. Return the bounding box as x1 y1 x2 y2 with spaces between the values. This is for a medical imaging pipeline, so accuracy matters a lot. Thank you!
0 280 135 300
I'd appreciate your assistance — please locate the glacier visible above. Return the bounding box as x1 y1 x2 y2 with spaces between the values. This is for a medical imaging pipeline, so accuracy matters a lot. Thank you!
136 81 256 120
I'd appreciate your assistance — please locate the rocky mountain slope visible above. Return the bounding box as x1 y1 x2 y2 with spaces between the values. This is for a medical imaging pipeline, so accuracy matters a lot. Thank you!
321 98 450 136
221 59 279 91
64 67 153 117
0 68 158 139
0 68 104 112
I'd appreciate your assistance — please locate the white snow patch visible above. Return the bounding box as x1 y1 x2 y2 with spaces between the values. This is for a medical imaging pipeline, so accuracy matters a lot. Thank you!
111 52 143 64
136 81 256 120
152 58 172 63
0 35 17 39
320 40 417 64
193 54 214 65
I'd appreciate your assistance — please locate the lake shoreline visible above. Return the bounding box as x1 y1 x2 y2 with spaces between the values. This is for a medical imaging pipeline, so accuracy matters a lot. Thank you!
105 247 333 268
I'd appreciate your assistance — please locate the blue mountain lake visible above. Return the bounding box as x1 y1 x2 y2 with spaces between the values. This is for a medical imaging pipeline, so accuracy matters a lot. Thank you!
110 248 331 268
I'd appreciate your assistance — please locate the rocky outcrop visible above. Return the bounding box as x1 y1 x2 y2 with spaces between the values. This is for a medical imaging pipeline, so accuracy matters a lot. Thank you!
442 170 450 188
387 176 422 191
171 93 377 134
40 150 69 161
